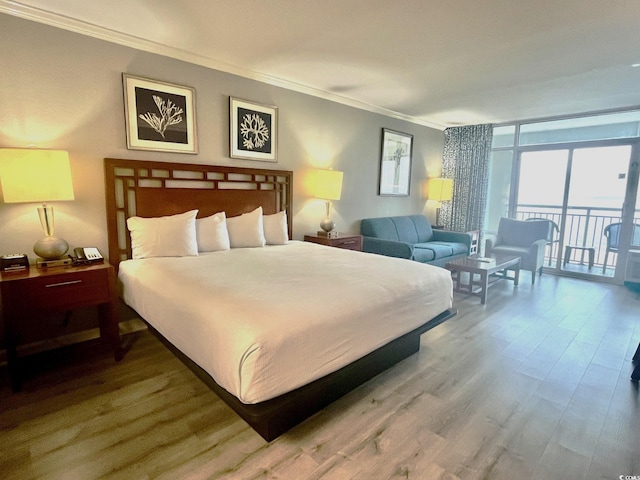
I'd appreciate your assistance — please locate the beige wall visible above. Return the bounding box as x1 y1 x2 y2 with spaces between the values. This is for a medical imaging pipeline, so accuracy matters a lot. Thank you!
0 13 445 260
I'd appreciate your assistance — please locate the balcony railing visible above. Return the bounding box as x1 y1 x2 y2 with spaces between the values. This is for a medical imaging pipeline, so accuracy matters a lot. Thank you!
515 204 640 273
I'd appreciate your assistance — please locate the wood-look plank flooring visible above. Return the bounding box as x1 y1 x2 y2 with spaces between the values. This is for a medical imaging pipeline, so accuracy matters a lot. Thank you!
1 273 639 479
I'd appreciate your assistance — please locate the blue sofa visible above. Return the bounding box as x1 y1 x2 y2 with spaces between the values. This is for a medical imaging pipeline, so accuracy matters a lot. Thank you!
360 215 471 267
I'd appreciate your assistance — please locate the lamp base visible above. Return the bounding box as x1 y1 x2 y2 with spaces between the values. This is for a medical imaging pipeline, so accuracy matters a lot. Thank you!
34 236 69 260
320 217 336 233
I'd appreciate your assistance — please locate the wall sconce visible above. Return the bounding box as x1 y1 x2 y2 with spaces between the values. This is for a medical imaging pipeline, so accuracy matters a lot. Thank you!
0 148 75 259
314 169 343 235
428 177 454 227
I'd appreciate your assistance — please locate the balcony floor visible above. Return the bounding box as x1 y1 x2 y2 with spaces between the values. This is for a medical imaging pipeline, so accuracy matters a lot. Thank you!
543 258 616 278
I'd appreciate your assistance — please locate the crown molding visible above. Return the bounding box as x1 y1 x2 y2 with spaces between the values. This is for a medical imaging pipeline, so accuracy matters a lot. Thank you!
0 1 446 131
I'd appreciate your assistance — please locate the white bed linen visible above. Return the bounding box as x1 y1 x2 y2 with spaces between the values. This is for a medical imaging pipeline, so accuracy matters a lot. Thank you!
118 241 452 404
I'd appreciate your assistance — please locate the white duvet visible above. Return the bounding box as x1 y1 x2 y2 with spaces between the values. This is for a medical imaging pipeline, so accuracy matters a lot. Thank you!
118 241 452 404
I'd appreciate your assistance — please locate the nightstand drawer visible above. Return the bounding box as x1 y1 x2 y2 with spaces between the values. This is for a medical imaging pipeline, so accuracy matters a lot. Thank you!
304 233 363 251
6 269 110 312
332 236 363 250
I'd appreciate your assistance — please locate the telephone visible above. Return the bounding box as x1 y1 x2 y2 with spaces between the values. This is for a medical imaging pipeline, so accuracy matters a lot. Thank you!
71 247 104 265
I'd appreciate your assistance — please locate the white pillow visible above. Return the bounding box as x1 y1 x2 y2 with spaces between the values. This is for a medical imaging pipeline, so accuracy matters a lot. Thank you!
127 210 198 259
226 207 266 248
196 212 230 252
263 210 289 245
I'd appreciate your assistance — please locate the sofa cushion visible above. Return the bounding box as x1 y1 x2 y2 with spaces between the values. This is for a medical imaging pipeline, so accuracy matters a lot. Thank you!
415 240 468 259
361 215 435 244
391 216 420 243
415 241 453 259
412 247 435 262
361 217 401 242
433 241 469 256
407 215 434 242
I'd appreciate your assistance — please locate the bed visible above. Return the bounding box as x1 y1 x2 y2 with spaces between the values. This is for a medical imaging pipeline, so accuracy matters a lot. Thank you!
105 158 456 441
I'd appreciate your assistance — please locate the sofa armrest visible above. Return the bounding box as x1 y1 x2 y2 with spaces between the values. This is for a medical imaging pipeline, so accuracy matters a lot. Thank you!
432 230 472 249
362 237 413 259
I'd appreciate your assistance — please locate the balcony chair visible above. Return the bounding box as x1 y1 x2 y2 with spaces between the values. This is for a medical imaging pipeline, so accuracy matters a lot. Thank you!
526 217 559 265
602 222 640 274
485 217 549 284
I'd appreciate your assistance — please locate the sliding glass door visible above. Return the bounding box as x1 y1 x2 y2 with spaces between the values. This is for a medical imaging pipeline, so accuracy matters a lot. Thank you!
515 144 638 280
489 110 640 284
516 149 567 268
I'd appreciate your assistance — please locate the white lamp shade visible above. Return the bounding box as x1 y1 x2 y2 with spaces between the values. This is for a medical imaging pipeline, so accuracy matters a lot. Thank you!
314 169 343 201
428 177 454 202
0 149 75 203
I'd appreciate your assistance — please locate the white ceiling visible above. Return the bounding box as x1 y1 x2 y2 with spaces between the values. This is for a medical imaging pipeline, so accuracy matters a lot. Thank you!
3 0 640 130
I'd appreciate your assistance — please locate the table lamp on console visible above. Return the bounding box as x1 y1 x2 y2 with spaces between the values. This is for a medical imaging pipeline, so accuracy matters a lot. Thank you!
428 177 454 228
0 148 75 261
314 168 343 237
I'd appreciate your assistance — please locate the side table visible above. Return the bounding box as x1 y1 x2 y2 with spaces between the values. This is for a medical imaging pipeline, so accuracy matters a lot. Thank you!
563 244 595 270
467 230 480 255
0 262 123 391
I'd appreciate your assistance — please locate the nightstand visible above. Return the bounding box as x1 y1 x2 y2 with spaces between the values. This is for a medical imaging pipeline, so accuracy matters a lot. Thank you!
0 262 123 391
304 233 363 251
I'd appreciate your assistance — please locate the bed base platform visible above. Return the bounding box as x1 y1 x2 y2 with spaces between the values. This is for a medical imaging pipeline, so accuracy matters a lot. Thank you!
146 307 456 442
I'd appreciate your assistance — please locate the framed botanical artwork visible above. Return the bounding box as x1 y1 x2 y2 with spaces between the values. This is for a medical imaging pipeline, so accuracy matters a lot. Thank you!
378 128 413 196
123 74 198 154
230 97 278 162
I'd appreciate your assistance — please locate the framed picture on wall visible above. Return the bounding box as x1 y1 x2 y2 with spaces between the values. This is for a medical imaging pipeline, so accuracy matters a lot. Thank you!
230 97 278 162
379 128 413 196
123 74 198 154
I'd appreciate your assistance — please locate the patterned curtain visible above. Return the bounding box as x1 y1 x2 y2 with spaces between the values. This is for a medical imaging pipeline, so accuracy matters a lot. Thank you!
440 124 493 235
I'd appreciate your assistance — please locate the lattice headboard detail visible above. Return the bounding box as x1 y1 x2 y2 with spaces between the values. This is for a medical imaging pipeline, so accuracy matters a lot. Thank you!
104 158 293 268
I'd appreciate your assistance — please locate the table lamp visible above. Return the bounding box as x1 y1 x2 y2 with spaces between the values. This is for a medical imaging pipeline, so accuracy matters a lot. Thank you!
428 177 454 227
314 169 343 233
0 148 75 259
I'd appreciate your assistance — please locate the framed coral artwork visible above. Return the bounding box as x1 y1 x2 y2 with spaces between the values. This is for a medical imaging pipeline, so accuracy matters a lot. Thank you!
123 74 198 154
230 97 278 162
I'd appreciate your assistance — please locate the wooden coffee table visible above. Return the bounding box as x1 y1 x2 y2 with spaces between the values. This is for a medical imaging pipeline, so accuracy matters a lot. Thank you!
445 254 521 304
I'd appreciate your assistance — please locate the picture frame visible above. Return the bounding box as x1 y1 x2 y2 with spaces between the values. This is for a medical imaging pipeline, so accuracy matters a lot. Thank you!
230 97 278 162
379 128 413 196
123 74 198 154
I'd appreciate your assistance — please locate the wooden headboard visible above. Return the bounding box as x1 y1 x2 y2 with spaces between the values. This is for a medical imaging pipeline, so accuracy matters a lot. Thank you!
104 158 293 269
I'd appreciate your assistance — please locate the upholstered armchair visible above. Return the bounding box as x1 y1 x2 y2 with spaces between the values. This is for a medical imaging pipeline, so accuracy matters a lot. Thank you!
485 217 549 284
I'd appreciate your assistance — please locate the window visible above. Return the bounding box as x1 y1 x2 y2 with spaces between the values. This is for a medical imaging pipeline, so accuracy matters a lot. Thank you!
486 108 640 281
518 110 640 146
